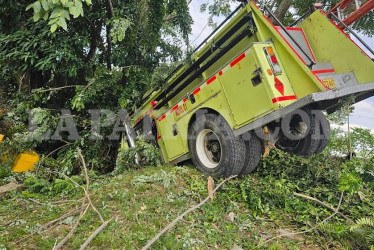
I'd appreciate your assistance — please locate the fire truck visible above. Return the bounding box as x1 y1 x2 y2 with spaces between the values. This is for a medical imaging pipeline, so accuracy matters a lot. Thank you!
125 0 374 177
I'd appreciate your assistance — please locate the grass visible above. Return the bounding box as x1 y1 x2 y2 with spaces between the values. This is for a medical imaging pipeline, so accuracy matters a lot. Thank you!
0 161 368 249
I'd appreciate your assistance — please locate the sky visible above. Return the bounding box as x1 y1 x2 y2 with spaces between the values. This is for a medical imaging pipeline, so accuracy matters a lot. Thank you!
188 0 374 130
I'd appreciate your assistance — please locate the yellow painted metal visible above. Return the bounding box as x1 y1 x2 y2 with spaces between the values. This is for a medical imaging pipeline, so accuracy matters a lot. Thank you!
298 10 374 84
249 4 326 98
219 46 273 127
12 151 40 173
0 134 40 172
131 1 374 164
158 115 186 161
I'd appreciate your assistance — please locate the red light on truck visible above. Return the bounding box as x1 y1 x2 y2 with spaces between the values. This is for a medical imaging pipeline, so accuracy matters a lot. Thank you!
274 76 285 96
264 47 282 75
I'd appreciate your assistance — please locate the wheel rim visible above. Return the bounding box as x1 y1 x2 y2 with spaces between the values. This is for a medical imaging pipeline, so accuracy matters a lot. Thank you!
196 129 222 169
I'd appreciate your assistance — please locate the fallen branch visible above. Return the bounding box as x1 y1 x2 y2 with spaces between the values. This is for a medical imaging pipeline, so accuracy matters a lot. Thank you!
260 191 346 246
50 199 83 204
53 170 104 223
142 175 237 250
53 204 89 250
78 149 104 223
79 219 113 250
50 149 105 249
30 85 80 95
13 206 84 245
293 192 354 223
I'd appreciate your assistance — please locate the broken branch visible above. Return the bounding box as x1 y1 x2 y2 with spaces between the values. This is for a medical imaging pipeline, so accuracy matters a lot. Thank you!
79 219 113 250
142 175 237 250
293 192 354 223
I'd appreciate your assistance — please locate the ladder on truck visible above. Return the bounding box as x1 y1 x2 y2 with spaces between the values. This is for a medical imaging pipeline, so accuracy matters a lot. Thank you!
327 0 374 27
325 0 374 57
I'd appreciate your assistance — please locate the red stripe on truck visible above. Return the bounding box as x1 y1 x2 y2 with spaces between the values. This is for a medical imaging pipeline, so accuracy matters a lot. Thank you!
171 105 179 113
207 76 217 85
272 95 297 103
193 87 201 95
158 114 166 122
311 69 335 74
230 53 246 67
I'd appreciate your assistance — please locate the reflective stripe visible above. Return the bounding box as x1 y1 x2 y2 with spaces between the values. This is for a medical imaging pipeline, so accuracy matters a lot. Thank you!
272 95 297 103
230 53 246 67
193 87 201 95
311 69 335 74
207 76 217 85
158 114 166 122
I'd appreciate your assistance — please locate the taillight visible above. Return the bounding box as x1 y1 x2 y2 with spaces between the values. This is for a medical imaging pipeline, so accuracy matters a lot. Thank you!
274 76 284 95
264 47 282 75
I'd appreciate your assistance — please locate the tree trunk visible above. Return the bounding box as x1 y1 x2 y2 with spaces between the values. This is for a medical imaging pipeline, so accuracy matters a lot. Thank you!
272 0 292 23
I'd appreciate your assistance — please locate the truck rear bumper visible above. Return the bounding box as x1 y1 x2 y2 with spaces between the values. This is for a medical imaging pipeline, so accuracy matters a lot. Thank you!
234 82 374 136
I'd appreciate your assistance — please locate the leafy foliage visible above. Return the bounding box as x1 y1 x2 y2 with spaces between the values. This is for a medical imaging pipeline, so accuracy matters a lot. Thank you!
114 139 161 175
26 0 92 32
0 0 192 180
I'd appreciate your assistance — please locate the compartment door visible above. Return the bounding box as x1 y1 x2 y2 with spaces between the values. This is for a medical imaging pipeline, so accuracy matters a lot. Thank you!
219 49 274 127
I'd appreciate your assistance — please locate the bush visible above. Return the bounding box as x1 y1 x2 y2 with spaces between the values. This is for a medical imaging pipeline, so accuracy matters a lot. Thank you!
113 139 161 175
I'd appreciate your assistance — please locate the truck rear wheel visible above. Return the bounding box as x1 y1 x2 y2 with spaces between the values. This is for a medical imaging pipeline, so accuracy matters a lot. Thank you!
240 132 262 175
188 114 246 177
277 110 330 156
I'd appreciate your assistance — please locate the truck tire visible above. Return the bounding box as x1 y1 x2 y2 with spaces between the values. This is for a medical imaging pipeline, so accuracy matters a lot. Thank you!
277 110 330 156
240 132 262 175
188 114 246 177
313 113 331 154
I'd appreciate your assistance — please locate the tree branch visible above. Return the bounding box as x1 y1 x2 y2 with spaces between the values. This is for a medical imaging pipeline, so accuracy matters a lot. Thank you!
79 219 113 250
105 0 115 70
13 206 84 245
53 204 90 250
260 191 347 246
293 192 354 224
142 175 237 250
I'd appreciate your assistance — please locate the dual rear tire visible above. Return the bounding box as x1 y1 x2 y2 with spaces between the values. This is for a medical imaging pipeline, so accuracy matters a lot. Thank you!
188 111 331 177
276 110 331 156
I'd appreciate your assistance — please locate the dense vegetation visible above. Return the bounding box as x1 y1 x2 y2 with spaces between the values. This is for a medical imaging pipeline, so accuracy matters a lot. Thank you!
1 129 374 248
1 0 374 249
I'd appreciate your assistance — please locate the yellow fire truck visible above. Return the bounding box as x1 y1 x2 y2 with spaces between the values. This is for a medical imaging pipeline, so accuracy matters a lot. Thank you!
126 0 374 177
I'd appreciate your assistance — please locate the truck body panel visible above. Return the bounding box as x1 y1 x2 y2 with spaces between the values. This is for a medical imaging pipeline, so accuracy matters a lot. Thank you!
128 1 374 167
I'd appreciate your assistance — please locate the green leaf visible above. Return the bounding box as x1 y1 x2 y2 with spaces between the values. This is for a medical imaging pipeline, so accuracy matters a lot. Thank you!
62 9 70 20
50 9 60 19
41 0 49 11
26 3 34 11
43 12 49 21
85 0 92 5
33 1 41 12
33 12 41 22
76 0 82 8
69 6 80 18
48 17 58 25
60 0 68 5
50 23 58 33
59 17 67 30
